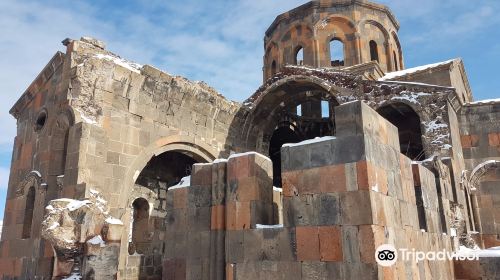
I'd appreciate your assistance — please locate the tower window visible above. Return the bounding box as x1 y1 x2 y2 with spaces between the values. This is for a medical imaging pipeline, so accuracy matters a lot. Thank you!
370 40 379 62
330 39 345 67
295 47 304 66
271 60 277 76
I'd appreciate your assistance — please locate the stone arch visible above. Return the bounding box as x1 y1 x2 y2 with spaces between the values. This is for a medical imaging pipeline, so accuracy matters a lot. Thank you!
265 41 280 79
470 160 500 190
376 101 425 160
392 31 404 69
241 75 340 154
117 136 216 271
280 23 314 65
48 110 74 178
359 19 391 70
316 16 358 66
16 171 46 240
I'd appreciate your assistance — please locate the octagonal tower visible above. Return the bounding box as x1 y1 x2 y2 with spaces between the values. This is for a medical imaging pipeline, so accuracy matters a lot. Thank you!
263 0 404 80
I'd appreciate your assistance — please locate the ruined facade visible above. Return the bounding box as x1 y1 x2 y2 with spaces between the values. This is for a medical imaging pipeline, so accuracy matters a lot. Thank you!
1 0 499 279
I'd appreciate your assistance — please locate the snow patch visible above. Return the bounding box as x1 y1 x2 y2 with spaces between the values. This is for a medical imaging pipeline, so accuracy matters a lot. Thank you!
170 176 191 190
256 224 284 229
30 170 42 177
282 136 336 148
379 59 456 81
62 273 82 280
94 53 142 73
425 120 449 133
106 217 123 225
391 92 431 104
273 186 282 193
75 108 97 124
87 235 105 247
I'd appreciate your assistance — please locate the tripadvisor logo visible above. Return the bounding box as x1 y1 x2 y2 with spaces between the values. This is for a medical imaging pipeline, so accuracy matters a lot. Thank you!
375 244 398 267
375 244 480 266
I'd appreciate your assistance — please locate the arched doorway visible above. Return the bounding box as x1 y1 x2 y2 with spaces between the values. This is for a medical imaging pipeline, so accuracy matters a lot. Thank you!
377 103 425 160
127 150 206 279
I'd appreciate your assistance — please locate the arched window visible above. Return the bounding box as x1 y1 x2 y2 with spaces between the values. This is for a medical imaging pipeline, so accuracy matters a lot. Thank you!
377 103 424 160
295 47 304 65
129 198 150 255
330 39 345 67
370 40 379 62
321 101 330 118
393 51 399 71
271 60 277 76
22 186 35 239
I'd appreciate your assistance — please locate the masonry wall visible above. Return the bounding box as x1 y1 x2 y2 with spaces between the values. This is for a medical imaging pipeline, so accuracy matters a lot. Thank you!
0 52 71 279
163 101 456 280
459 103 500 248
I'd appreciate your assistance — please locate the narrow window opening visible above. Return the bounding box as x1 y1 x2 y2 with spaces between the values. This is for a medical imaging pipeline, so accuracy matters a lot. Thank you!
321 101 329 118
393 51 399 71
296 105 302 116
271 60 277 76
370 40 379 62
22 186 35 239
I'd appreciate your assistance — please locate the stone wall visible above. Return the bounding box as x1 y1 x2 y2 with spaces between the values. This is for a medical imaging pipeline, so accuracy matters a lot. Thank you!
459 102 500 248
163 101 457 280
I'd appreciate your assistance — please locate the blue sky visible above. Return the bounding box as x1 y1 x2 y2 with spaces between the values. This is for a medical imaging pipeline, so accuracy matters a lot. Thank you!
1 0 500 219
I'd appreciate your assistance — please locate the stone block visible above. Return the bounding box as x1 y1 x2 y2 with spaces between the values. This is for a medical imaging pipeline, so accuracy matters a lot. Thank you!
211 205 225 230
316 193 341 225
340 191 373 225
296 226 320 261
301 261 327 280
226 231 244 263
342 225 360 263
187 185 212 208
318 226 342 261
283 195 317 227
191 163 213 187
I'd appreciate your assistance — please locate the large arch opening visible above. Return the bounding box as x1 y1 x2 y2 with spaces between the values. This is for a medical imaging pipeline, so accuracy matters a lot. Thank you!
377 103 425 160
128 150 205 278
243 78 339 187
22 186 36 239
269 126 302 187
330 39 345 67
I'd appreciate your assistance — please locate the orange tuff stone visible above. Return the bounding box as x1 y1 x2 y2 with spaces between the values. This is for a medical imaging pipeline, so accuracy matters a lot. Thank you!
296 227 320 261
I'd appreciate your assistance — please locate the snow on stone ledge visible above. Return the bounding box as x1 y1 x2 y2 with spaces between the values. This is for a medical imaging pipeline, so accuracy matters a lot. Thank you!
51 198 92 211
456 246 500 258
256 224 284 229
169 176 191 190
466 98 500 105
379 59 456 81
94 53 142 73
282 136 336 148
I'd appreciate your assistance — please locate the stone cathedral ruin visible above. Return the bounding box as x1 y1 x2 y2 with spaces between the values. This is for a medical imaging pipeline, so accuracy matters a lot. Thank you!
1 0 499 279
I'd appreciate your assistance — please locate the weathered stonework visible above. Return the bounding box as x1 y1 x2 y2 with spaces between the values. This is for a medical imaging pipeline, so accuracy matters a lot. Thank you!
1 0 499 279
